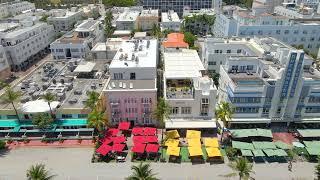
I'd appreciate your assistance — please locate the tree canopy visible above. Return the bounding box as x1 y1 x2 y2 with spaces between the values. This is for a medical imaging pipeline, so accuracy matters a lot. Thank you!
183 32 197 48
32 113 54 130
103 0 136 7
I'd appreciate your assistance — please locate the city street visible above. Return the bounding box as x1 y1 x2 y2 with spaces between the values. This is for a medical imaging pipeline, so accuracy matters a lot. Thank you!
0 147 316 180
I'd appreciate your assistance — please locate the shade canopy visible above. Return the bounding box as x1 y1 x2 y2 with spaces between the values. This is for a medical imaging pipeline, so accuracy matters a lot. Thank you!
145 136 158 143
131 143 146 153
187 138 201 147
252 149 265 157
232 141 254 150
293 141 305 148
230 128 273 138
241 149 253 157
106 128 119 137
167 146 180 156
252 141 276 150
274 141 291 150
96 144 112 156
166 130 180 139
306 147 320 156
146 144 159 153
206 147 222 157
100 138 112 145
132 127 144 135
263 149 277 157
133 136 147 144
111 136 126 144
203 138 219 147
73 62 96 72
112 143 125 152
21 100 60 113
274 149 288 156
165 139 180 147
118 122 130 130
144 127 157 136
186 130 201 139
303 141 320 148
188 146 203 157
298 129 320 138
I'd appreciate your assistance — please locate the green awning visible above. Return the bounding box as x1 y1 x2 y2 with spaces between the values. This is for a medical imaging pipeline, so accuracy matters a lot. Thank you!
252 149 265 157
232 141 254 150
230 128 273 138
303 141 320 148
306 147 320 156
274 141 291 150
298 129 320 138
263 149 277 157
241 149 253 157
274 149 288 156
55 119 88 126
253 141 277 150
0 120 19 127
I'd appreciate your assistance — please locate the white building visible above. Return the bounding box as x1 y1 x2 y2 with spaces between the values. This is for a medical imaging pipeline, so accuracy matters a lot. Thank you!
274 3 320 19
218 37 320 126
91 38 123 62
136 9 159 31
182 9 216 35
47 8 84 32
163 49 217 129
50 19 104 60
160 11 181 32
0 0 35 18
0 21 55 71
214 6 320 54
104 39 159 125
0 45 11 81
115 10 140 30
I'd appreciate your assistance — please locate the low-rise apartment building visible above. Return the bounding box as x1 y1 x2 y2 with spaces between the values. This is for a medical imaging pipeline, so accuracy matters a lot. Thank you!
136 9 159 31
115 10 140 30
0 0 35 18
0 45 11 81
160 11 181 32
47 8 84 32
50 19 104 60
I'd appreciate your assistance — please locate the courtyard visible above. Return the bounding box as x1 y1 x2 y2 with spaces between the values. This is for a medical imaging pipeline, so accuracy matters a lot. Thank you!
0 147 316 180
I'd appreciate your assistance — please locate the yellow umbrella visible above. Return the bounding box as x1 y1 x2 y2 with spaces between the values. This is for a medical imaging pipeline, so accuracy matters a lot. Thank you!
186 130 201 139
203 138 219 147
206 147 222 157
166 130 180 139
165 139 180 147
167 146 180 156
188 146 203 157
187 138 201 147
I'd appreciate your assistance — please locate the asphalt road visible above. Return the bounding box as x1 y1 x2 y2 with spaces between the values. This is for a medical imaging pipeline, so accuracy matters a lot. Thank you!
0 147 316 180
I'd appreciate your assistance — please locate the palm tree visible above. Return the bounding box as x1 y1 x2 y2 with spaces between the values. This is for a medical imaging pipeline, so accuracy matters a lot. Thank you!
126 162 159 180
215 101 234 143
42 92 56 119
225 157 254 180
151 24 162 39
88 109 107 133
153 98 171 160
85 91 100 111
2 86 22 121
26 163 56 180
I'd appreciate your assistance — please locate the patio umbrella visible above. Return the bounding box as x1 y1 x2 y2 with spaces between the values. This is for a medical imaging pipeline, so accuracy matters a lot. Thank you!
166 130 180 139
203 138 219 148
188 146 203 157
186 130 201 139
112 143 126 152
187 138 201 147
145 136 158 143
131 143 146 153
133 136 147 144
118 122 130 130
106 128 119 137
132 127 144 135
167 146 180 156
146 144 160 153
111 135 126 144
144 127 157 136
293 141 305 148
165 139 179 147
99 137 112 145
96 144 112 156
206 147 222 157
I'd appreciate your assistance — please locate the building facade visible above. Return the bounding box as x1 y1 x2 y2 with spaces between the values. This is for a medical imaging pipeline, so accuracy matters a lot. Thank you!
160 11 181 32
0 45 11 81
47 8 84 32
104 39 158 126
115 10 140 30
0 0 35 18
136 9 159 31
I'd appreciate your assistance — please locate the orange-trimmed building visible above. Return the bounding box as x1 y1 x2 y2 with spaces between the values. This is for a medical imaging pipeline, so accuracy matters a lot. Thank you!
162 33 189 49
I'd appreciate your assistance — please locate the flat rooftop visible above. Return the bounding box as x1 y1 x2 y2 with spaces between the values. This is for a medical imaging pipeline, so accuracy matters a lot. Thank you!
161 12 180 22
49 10 80 18
117 11 140 22
110 39 158 68
0 23 20 33
140 9 159 17
75 19 100 32
0 60 108 111
105 79 156 91
3 23 45 39
164 49 205 79
54 31 85 44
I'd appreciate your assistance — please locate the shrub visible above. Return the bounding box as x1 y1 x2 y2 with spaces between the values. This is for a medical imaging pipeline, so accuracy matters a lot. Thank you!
226 146 237 160
0 140 6 149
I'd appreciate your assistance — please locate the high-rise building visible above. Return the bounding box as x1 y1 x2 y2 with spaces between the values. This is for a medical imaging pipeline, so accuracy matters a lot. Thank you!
141 0 213 16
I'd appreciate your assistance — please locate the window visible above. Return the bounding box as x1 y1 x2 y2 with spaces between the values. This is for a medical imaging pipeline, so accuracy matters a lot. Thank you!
247 65 254 70
130 73 136 80
284 30 289 34
171 107 179 114
276 30 281 34
7 115 17 119
143 117 151 124
208 61 216 65
181 107 191 114
277 107 281 114
78 114 88 118
237 49 242 53
262 108 269 114
227 50 231 53
235 107 259 113
62 114 72 118
114 73 123 80
201 98 209 116
214 50 219 53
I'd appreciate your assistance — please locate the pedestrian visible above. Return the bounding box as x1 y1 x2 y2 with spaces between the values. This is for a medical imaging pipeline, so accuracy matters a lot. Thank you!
288 161 292 172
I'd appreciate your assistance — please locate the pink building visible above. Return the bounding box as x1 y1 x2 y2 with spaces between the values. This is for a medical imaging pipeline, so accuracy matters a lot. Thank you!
104 39 158 126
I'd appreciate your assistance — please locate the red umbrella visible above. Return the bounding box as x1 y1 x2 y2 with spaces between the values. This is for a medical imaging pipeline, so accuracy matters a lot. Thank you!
131 143 146 153
144 127 157 136
133 136 146 144
100 138 112 145
112 143 126 152
96 144 112 156
145 144 159 153
145 136 158 143
132 127 144 135
118 122 130 130
106 128 119 137
111 135 126 144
